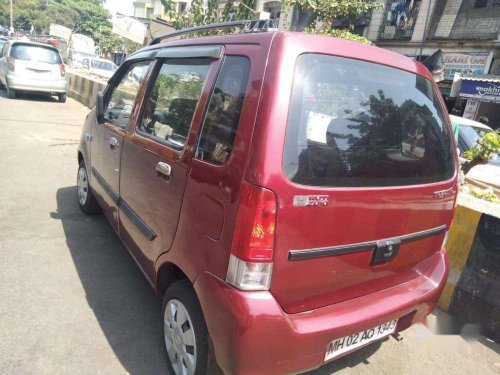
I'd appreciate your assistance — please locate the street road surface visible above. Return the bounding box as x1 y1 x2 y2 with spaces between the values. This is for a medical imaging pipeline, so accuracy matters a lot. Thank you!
0 90 498 374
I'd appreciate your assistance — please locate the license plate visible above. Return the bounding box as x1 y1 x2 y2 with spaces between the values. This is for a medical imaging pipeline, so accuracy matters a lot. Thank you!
324 319 398 361
27 69 51 78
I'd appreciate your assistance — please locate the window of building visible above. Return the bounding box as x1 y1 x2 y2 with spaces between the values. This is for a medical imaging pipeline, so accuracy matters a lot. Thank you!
137 59 211 150
196 56 251 165
473 0 488 8
179 2 187 14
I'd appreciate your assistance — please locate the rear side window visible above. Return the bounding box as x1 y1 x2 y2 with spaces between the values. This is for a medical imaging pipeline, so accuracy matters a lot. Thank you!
137 58 211 150
284 54 455 187
196 56 250 164
10 44 62 64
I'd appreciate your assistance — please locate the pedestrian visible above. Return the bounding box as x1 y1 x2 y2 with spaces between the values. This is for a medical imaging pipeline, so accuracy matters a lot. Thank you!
478 116 489 126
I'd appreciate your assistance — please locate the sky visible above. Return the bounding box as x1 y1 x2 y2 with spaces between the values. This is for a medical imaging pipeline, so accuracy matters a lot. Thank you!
104 0 135 17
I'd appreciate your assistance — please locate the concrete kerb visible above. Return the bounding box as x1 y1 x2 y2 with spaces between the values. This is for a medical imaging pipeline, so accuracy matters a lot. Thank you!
438 193 500 341
68 72 106 109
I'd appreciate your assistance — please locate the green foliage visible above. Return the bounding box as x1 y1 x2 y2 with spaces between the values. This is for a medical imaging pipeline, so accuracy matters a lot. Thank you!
161 0 254 32
283 0 380 44
471 187 500 203
464 131 500 162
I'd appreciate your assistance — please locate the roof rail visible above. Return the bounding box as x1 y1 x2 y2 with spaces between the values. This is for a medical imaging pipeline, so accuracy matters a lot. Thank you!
149 19 277 46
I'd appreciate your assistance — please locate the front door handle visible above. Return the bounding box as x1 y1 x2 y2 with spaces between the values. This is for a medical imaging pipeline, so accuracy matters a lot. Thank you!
109 136 120 149
156 162 172 178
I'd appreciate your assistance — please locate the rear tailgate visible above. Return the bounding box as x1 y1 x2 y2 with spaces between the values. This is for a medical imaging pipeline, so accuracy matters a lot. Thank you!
270 183 454 314
268 53 457 314
10 43 63 80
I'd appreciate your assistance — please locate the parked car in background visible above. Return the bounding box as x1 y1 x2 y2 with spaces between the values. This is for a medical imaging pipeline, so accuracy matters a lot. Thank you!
0 37 7 51
0 40 67 102
452 115 500 187
82 57 117 79
77 27 457 375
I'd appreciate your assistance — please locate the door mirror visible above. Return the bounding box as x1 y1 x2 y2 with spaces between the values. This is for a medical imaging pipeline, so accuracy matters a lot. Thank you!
96 91 105 122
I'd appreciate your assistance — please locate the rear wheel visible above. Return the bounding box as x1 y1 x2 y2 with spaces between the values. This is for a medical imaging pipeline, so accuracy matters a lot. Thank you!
58 93 67 103
77 161 100 214
162 280 209 375
6 84 15 99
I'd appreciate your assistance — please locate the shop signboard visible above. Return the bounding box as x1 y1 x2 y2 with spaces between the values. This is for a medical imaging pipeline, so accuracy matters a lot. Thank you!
460 80 500 103
462 100 479 120
443 52 493 80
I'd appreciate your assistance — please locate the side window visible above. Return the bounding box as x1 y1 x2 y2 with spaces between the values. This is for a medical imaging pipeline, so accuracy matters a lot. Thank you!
137 58 211 150
105 60 150 128
196 56 250 164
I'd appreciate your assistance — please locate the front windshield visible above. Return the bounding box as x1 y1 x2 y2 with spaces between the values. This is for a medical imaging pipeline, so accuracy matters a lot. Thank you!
94 61 115 71
459 124 482 148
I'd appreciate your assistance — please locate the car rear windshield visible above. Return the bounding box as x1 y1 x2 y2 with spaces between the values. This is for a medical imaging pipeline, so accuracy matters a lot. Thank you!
10 44 62 64
283 54 455 187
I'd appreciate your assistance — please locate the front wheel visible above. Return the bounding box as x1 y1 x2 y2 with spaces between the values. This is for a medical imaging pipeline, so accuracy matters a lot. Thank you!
58 93 67 103
162 280 209 375
77 161 100 214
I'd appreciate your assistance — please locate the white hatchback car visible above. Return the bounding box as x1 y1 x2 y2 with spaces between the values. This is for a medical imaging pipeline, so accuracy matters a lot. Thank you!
451 115 500 188
0 40 68 102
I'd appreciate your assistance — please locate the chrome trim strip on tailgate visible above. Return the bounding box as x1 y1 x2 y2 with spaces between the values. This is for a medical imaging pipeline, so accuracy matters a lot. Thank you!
288 225 447 261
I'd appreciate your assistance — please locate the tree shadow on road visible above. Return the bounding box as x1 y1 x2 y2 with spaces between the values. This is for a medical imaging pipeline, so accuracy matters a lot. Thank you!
52 186 170 375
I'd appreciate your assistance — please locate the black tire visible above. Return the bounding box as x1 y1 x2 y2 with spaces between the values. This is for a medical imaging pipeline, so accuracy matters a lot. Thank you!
6 84 15 99
58 93 67 103
162 280 209 375
77 161 100 214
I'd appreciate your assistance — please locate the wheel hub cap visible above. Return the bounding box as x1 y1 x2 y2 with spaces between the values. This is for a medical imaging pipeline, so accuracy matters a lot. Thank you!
164 299 197 375
77 167 88 206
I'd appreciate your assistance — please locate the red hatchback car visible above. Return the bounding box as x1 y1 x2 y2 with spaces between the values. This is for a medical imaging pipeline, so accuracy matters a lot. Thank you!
77 25 457 375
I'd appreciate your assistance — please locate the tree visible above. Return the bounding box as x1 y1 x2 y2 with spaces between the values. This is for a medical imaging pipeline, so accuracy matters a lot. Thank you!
282 0 380 44
0 0 132 56
161 0 255 31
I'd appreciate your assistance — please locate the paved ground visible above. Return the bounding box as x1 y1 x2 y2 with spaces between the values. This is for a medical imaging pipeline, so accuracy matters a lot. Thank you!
0 90 498 375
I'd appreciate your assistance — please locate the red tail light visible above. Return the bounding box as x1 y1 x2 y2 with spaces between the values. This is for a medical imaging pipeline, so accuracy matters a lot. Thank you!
59 64 66 77
7 57 15 72
231 181 277 262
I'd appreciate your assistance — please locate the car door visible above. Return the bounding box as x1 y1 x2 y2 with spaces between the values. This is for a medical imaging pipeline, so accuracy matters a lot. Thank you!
118 46 223 280
90 60 151 230
0 42 9 85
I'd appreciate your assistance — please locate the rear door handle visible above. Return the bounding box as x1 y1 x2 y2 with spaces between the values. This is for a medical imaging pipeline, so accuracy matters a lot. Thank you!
109 136 120 149
156 162 171 178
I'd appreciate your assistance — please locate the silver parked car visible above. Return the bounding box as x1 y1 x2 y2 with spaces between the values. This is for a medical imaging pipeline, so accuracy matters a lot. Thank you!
0 40 68 102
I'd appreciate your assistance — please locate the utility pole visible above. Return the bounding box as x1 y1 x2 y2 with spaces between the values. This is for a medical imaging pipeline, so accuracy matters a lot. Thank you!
418 0 433 61
10 0 14 34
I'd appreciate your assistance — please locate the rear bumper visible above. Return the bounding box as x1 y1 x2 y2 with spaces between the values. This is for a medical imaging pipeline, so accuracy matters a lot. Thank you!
194 249 449 375
7 74 67 93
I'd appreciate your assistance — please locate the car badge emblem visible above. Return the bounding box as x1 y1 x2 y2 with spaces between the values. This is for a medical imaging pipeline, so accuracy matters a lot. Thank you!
293 195 329 207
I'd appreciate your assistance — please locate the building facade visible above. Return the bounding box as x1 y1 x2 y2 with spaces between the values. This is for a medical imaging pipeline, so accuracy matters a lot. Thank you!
366 0 500 127
133 0 189 19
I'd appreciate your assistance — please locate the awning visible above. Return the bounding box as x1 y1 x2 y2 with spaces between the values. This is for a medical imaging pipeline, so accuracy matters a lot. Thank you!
460 75 500 103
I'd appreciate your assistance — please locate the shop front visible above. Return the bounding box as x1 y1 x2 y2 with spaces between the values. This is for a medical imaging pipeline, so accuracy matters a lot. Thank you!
458 75 500 130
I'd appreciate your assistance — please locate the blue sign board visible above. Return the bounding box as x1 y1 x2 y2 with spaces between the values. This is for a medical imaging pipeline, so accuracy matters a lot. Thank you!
460 80 500 103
